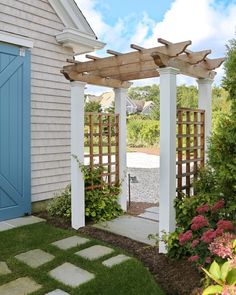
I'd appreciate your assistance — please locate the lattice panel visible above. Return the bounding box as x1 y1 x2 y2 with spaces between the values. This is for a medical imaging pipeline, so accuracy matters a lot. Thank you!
84 113 119 190
176 108 205 197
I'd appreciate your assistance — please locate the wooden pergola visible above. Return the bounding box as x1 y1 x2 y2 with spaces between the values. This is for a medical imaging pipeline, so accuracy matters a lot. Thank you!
62 38 224 253
62 38 224 87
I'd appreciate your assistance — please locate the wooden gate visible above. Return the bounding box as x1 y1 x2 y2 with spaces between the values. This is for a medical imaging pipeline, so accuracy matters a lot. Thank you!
84 113 119 189
176 108 205 197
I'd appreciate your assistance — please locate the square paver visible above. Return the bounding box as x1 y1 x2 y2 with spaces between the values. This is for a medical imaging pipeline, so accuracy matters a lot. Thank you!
49 262 95 288
0 262 11 275
45 289 70 295
76 245 114 260
15 249 54 268
102 254 131 268
4 216 45 228
138 212 159 221
145 206 159 214
0 277 41 295
0 222 14 232
51 236 90 250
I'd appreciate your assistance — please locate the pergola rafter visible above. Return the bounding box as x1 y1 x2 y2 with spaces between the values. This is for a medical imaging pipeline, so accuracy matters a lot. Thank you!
62 38 224 86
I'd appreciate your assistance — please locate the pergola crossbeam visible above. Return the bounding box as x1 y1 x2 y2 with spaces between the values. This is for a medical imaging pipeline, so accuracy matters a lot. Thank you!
178 50 211 65
107 49 122 56
62 70 132 88
130 44 145 51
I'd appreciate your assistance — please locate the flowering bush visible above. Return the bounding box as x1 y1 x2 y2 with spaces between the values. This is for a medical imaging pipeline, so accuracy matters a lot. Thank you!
165 196 236 269
201 237 236 295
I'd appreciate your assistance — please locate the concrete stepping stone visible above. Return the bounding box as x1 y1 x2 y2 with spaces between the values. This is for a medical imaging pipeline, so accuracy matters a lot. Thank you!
76 245 114 260
145 206 159 214
0 276 41 295
0 262 12 275
45 289 70 295
138 212 159 221
15 249 54 268
51 236 89 250
102 254 131 268
49 262 95 288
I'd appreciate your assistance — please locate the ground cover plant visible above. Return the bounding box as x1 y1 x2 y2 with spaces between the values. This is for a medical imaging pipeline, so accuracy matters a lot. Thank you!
47 165 122 222
0 222 165 295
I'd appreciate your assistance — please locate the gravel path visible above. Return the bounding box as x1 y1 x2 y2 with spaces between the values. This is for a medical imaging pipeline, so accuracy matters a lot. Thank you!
127 167 159 204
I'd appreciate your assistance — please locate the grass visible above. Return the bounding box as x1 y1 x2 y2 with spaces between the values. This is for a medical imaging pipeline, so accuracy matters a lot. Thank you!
0 222 165 295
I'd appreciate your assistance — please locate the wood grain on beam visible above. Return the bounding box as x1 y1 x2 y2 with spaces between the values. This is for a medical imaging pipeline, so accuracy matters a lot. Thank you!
107 49 122 56
178 50 211 65
200 57 225 70
152 53 217 79
85 54 101 60
63 41 192 74
158 38 191 57
111 70 160 81
62 70 132 88
130 44 145 51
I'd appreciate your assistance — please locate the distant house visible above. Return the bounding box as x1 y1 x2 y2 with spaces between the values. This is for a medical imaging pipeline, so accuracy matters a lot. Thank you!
142 101 155 115
86 92 154 115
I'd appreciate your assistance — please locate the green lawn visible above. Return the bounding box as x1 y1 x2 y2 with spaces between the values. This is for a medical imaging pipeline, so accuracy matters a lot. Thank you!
0 222 165 295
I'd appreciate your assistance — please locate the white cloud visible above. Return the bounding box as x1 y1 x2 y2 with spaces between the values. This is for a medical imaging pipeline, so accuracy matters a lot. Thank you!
75 0 236 94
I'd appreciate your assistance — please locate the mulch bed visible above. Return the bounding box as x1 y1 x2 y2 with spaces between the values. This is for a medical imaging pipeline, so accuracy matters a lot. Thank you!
127 201 156 216
37 212 202 295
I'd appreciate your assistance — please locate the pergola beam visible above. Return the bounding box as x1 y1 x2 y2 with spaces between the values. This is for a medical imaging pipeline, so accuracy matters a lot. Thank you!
62 70 132 88
152 53 217 79
178 50 211 65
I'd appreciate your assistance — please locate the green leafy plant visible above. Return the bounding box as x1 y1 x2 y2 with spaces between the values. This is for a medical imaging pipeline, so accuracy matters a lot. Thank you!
47 163 123 223
47 185 71 219
202 260 236 294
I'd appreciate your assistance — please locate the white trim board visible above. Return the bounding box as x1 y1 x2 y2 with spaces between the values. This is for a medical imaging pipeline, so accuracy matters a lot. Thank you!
0 31 34 48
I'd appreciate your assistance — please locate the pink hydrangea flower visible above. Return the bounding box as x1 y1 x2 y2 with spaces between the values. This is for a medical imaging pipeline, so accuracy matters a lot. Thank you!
217 220 234 231
209 233 236 259
196 204 209 214
211 199 225 213
188 255 199 262
179 230 193 245
201 229 216 244
222 285 236 295
191 239 199 249
191 215 209 231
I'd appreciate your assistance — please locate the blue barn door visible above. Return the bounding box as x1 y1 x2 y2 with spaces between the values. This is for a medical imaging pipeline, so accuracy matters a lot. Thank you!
0 42 31 221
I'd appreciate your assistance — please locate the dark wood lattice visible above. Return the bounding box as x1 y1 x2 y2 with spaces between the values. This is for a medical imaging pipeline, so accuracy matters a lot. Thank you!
84 113 119 190
176 108 205 197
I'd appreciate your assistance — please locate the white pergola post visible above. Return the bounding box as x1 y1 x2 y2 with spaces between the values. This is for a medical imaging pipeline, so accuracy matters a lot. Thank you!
114 88 128 211
71 81 86 229
197 78 213 153
158 67 179 253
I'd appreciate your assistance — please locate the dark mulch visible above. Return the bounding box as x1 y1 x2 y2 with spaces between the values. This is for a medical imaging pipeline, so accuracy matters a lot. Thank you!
36 212 202 295
127 201 156 216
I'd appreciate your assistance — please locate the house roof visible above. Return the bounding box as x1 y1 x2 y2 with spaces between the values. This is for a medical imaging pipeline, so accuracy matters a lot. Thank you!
99 92 114 108
48 0 105 54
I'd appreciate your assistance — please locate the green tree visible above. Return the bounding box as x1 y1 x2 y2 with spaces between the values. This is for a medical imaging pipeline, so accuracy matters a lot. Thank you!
85 101 101 113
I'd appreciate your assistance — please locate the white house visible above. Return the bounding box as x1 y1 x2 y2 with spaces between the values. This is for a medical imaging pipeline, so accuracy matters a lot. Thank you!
0 0 105 221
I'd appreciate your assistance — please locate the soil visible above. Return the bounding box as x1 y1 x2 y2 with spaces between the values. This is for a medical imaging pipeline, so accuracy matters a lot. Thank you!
128 146 160 155
127 201 157 216
37 209 202 295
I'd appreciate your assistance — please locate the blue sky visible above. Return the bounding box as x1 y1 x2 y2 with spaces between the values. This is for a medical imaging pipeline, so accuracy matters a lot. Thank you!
76 0 236 93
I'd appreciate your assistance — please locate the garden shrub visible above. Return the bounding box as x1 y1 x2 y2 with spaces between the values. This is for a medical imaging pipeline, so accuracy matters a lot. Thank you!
170 198 236 268
47 185 71 219
47 165 123 223
127 118 160 147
